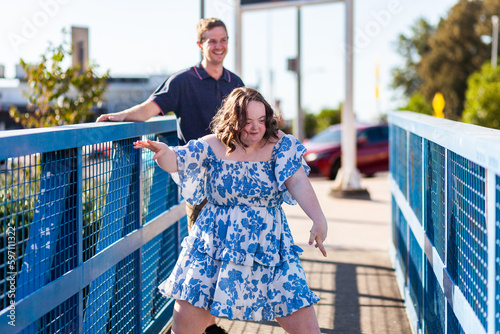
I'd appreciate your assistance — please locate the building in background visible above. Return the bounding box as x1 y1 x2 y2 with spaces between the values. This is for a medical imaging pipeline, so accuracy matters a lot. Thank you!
0 26 170 130
0 71 168 130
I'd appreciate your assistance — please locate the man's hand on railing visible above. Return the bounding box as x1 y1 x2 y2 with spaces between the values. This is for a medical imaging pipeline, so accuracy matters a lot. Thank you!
96 101 162 123
96 113 127 122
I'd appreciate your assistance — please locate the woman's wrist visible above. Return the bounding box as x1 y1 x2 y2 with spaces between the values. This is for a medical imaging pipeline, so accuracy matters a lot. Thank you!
312 217 327 226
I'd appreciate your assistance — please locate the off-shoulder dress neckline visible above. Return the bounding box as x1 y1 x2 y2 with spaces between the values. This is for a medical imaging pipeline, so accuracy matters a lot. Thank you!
203 134 290 163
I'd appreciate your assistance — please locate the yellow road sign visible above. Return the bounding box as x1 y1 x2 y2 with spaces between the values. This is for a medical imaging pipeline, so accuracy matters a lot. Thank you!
432 92 445 118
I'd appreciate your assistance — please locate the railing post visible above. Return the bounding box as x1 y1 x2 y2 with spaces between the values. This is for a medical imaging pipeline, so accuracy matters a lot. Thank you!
77 147 84 333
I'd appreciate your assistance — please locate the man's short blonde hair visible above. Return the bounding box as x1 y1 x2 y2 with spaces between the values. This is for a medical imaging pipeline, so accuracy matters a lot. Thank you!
197 18 228 43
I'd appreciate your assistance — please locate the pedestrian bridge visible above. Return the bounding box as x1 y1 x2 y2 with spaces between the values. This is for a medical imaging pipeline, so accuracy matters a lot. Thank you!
0 112 499 333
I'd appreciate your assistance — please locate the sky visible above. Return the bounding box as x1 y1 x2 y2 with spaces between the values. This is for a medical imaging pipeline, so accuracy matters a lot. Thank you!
0 0 460 122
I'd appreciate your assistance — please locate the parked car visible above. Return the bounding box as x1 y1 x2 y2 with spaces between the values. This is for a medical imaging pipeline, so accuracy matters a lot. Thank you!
303 123 389 179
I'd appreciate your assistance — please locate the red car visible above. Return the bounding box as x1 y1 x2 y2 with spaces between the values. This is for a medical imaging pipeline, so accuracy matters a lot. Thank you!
303 123 389 179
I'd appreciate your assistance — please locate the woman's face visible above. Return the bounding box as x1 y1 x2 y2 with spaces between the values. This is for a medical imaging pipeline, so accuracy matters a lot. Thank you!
240 101 266 146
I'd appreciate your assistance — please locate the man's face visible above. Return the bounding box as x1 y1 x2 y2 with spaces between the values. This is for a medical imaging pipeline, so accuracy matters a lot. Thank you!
198 26 228 66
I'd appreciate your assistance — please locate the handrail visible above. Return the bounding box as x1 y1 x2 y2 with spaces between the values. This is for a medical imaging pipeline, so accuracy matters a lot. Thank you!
389 111 500 334
0 116 187 333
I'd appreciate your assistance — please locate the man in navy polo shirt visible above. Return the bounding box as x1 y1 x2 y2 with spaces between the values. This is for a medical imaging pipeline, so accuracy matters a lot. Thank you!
97 18 244 146
97 18 243 334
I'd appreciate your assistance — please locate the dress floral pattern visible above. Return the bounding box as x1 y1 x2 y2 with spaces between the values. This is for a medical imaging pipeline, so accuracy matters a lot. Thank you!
158 134 320 321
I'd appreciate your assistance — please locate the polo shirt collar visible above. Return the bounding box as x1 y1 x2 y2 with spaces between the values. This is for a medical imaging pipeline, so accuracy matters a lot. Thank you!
193 62 231 82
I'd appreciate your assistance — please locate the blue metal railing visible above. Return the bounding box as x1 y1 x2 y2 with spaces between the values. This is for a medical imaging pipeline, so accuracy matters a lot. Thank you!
389 111 500 334
0 117 188 333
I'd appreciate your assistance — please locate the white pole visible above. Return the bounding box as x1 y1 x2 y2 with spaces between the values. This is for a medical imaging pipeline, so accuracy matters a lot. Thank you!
344 0 354 174
294 6 305 142
492 15 498 68
332 0 367 196
234 0 242 76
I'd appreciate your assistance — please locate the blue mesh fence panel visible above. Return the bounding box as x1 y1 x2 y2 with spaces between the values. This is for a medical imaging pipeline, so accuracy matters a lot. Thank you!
82 139 140 262
179 216 188 240
83 252 140 333
447 151 487 330
83 138 141 332
409 133 423 224
389 124 395 176
139 132 181 332
399 126 408 198
82 142 111 262
20 294 79 334
141 134 168 224
107 252 141 333
395 203 408 280
390 125 408 198
141 223 179 331
409 229 423 322
0 119 183 333
141 233 163 331
424 258 445 334
1 155 41 311
0 150 84 334
392 196 397 249
0 150 80 332
141 132 178 225
17 150 79 299
496 175 500 334
424 141 446 262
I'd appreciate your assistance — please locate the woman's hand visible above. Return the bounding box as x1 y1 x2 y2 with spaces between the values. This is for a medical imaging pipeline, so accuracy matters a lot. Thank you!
133 140 178 172
133 140 169 160
309 219 328 257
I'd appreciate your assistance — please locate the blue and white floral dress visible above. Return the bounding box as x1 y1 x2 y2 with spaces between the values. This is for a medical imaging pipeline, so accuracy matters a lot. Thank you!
158 134 320 321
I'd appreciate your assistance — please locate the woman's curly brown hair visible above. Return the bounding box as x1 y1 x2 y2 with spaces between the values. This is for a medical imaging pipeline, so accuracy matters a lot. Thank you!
211 87 280 154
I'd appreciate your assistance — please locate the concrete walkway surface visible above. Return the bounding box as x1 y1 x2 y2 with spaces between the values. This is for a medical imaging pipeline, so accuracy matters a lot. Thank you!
216 172 412 334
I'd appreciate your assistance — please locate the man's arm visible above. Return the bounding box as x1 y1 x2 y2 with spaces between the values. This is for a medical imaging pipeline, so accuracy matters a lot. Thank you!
96 100 161 122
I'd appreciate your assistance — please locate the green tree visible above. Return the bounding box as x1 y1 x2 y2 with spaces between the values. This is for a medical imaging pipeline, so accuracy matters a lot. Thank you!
392 18 435 98
462 62 500 129
316 107 341 133
399 92 433 115
418 0 490 120
304 111 318 139
10 30 109 128
303 106 341 139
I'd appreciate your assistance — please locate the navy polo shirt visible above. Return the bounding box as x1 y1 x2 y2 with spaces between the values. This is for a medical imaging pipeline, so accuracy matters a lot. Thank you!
150 62 244 145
